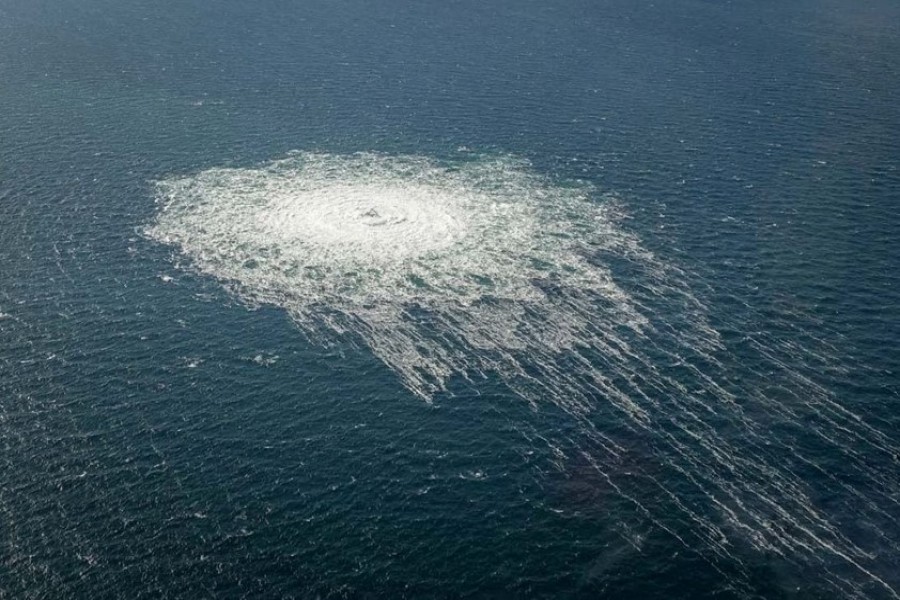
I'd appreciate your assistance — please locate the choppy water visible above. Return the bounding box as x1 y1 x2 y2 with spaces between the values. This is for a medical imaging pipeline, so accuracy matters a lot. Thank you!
2 1 899 598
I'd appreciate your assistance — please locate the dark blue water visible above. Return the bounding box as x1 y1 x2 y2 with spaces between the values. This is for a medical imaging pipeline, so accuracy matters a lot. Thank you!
2 1 899 598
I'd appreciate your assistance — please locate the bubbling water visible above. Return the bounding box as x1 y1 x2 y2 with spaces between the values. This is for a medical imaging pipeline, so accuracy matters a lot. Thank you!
148 152 646 399
147 152 900 598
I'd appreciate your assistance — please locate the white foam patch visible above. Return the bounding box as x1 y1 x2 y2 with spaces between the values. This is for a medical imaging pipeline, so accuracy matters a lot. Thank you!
148 152 645 402
146 151 900 598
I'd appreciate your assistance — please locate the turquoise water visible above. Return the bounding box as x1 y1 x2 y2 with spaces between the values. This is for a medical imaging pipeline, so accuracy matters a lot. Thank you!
1 1 899 598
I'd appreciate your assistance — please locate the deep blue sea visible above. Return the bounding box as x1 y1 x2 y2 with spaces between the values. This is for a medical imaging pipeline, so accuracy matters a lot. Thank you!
2 1 900 598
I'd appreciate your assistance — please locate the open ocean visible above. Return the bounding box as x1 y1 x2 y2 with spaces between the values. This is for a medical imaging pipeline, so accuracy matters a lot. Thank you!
1 1 899 598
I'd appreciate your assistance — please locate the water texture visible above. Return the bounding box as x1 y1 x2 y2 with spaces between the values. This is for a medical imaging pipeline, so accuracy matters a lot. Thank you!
1 0 899 598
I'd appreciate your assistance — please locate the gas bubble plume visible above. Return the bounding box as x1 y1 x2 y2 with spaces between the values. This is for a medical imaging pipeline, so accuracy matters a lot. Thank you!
147 152 900 598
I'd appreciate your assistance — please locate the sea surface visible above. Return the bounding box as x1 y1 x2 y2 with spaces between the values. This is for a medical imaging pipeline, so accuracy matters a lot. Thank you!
1 1 899 598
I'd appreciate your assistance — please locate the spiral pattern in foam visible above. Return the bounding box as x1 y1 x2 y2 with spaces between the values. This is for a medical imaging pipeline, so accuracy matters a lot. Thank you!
147 151 900 599
147 152 645 398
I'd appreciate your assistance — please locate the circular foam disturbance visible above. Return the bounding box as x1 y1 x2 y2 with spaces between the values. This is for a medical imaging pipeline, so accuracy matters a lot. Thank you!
146 151 900 598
